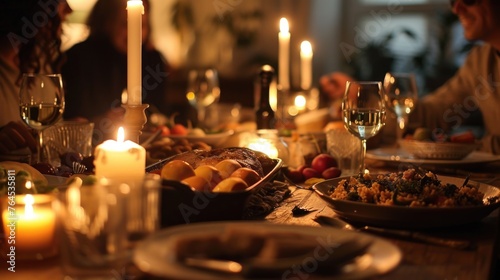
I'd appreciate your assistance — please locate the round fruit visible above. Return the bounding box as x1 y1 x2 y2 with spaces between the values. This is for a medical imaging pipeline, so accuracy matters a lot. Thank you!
230 167 261 187
302 167 320 180
284 168 304 183
194 165 223 189
213 177 248 192
160 160 195 181
311 154 338 173
182 176 211 191
215 159 242 179
322 167 342 179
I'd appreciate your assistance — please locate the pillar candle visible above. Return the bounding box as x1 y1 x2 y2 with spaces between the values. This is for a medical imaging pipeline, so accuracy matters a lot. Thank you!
300 40 313 90
94 127 145 182
127 0 144 105
278 18 290 90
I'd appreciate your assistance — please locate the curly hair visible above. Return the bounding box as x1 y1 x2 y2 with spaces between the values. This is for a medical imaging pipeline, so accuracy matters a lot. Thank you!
0 0 65 81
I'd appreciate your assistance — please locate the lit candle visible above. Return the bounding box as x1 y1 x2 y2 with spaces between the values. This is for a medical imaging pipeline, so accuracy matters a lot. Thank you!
248 138 279 159
294 94 307 111
300 40 313 90
2 194 56 259
127 0 144 105
278 18 290 90
94 127 146 182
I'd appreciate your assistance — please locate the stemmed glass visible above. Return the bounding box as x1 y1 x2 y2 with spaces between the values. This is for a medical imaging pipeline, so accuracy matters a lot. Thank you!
383 72 418 142
19 73 65 163
342 81 386 175
186 68 220 129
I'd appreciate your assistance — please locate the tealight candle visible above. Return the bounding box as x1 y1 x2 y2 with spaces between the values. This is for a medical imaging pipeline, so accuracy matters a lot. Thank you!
94 127 146 183
2 194 57 260
278 17 290 90
127 0 144 105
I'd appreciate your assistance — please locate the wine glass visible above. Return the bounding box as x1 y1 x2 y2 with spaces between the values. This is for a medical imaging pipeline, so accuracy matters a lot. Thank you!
19 73 65 163
342 81 386 175
186 68 220 129
383 72 418 142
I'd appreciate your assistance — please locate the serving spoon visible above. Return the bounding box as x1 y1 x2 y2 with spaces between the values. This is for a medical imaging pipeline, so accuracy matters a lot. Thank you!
313 215 474 250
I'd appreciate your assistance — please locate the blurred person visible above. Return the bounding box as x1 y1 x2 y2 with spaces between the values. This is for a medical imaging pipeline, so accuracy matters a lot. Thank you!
320 0 500 154
0 0 72 156
62 0 173 143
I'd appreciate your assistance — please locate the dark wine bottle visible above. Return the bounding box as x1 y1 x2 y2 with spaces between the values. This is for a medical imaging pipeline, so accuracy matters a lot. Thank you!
256 65 276 129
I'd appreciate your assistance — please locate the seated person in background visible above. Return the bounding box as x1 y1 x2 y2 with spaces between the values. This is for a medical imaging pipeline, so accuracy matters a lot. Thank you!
0 0 72 158
320 0 500 154
62 0 172 143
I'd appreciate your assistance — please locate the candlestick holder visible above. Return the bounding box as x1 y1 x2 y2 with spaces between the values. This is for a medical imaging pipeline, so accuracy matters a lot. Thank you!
121 104 149 143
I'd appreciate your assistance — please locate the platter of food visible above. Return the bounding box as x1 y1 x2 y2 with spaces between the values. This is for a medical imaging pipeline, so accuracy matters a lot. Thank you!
313 169 500 229
146 147 283 226
134 221 402 280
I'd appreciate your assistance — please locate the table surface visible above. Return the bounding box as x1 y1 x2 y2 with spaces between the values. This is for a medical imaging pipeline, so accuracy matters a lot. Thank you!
1 158 499 280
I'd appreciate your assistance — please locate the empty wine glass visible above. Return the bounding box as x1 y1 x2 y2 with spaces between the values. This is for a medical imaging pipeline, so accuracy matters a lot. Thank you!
342 81 386 175
19 73 65 163
186 68 220 129
383 72 418 142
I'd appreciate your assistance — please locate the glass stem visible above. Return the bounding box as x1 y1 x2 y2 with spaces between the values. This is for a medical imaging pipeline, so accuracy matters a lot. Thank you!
35 130 43 163
197 107 206 128
359 139 367 176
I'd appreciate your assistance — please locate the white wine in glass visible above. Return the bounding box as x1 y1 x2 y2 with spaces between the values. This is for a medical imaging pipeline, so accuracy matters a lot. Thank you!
383 72 418 141
342 81 386 175
186 68 220 129
19 73 65 163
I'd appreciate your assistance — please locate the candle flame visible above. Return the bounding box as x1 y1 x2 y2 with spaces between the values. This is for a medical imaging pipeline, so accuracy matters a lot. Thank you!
300 41 312 55
295 94 307 110
117 127 125 143
280 18 289 33
25 180 32 190
24 194 35 218
127 0 145 14
248 138 279 159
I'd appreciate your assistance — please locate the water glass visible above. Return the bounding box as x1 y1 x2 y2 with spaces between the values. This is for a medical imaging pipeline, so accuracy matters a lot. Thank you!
54 174 160 279
326 128 362 176
43 121 94 166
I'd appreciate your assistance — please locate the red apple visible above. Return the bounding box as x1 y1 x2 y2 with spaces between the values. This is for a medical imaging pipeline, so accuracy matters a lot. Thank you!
302 167 320 180
311 154 338 173
284 168 305 183
322 167 342 179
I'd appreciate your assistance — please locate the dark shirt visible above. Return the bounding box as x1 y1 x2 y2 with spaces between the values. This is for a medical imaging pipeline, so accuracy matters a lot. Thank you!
62 36 170 122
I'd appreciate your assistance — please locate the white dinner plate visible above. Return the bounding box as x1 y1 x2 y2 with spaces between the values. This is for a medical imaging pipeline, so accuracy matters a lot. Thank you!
168 130 235 147
366 146 500 166
134 221 402 280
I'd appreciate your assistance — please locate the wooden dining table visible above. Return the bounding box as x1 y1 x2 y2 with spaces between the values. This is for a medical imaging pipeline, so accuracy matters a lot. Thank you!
1 157 499 280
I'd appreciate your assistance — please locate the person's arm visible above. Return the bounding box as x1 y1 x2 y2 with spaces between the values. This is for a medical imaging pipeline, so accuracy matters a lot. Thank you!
409 48 479 134
0 121 37 154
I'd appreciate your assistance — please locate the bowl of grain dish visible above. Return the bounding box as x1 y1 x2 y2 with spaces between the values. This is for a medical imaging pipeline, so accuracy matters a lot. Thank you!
313 169 500 229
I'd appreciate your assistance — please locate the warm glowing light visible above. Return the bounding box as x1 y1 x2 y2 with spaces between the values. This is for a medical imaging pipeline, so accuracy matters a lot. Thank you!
300 41 312 56
294 94 307 111
25 181 33 190
24 194 35 218
248 138 279 158
117 127 125 143
280 18 289 33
